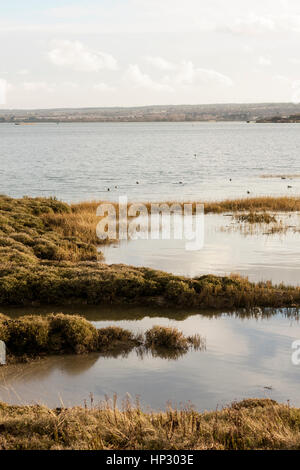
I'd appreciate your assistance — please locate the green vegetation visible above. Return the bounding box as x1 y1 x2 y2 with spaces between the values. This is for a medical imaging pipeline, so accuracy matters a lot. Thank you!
0 195 98 263
0 398 300 450
0 195 300 309
145 325 202 353
0 314 203 360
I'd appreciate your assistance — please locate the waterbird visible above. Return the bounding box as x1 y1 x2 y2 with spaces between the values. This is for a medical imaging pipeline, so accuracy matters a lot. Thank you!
288 185 292 189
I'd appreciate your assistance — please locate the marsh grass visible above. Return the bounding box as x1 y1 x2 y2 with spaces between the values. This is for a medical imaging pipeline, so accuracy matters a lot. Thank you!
0 314 201 360
43 196 300 250
0 398 299 450
234 212 277 224
0 195 98 263
145 325 203 352
1 195 300 309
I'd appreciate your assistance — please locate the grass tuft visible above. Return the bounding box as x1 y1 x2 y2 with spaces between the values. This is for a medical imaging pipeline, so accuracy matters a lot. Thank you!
0 398 299 450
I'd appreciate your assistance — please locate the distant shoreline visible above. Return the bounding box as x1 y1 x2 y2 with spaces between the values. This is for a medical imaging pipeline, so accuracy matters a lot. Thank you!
1 102 300 124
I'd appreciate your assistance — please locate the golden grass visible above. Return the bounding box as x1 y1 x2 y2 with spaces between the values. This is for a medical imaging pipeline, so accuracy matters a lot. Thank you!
72 196 300 215
41 197 300 248
0 398 299 450
234 212 277 224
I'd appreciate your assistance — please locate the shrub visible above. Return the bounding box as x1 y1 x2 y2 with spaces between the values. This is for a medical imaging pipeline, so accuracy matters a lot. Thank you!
145 326 189 351
5 316 49 355
48 314 99 354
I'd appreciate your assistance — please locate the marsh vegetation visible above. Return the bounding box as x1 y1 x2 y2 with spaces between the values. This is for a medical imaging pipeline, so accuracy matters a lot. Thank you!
0 195 300 309
0 313 203 361
0 398 300 450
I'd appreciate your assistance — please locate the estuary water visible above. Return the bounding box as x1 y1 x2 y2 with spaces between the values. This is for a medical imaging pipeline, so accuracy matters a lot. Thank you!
0 122 300 202
101 213 300 285
1 307 300 411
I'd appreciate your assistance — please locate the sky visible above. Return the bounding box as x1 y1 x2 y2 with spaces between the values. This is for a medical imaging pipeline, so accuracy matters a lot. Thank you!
1 0 300 108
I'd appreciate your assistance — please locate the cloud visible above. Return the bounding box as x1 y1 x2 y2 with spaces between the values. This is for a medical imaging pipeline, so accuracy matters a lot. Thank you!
124 65 174 92
224 15 276 35
48 40 118 72
173 61 234 87
258 56 272 66
145 56 176 71
125 60 233 93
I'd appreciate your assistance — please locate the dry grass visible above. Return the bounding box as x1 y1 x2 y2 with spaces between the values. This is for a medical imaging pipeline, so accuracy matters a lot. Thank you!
41 197 300 253
234 212 277 224
145 325 203 353
72 196 300 215
203 196 300 213
0 398 299 450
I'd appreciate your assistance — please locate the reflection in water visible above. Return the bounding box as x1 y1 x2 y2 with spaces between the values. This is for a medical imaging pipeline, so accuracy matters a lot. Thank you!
101 213 300 286
1 309 300 411
2 304 299 322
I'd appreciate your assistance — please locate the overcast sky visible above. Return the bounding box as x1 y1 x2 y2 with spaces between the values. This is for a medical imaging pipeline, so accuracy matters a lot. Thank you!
1 0 300 108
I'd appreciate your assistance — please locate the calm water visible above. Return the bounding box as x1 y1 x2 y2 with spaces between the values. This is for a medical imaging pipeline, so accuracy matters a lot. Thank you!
102 213 300 285
1 308 300 411
1 122 300 411
0 122 300 202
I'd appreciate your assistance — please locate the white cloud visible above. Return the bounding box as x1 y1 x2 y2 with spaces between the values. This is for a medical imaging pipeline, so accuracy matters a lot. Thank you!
258 56 272 66
145 56 176 71
125 65 174 92
48 40 118 72
224 15 276 35
93 82 115 92
173 61 234 87
125 60 233 94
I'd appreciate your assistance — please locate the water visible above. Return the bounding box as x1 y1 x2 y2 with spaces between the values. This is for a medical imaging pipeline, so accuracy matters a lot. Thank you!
1 122 300 202
1 308 300 411
102 213 300 285
1 121 300 411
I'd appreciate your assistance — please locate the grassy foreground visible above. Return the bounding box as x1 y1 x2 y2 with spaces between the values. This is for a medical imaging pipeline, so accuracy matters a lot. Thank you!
0 195 300 309
0 398 299 450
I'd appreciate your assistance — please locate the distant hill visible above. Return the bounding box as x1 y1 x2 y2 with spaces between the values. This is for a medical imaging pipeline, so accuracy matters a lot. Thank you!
256 113 300 123
1 103 300 123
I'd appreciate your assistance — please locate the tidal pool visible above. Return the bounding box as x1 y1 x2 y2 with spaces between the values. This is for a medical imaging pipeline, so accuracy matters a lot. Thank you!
101 213 300 285
1 307 300 411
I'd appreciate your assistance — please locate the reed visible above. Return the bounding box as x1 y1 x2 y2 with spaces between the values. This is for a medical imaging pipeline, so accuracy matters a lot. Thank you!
0 398 299 450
